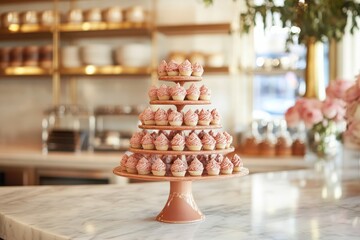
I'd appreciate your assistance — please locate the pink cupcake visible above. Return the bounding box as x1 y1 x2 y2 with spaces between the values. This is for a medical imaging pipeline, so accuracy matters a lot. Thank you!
199 85 211 100
188 157 204 176
215 154 224 163
130 131 145 149
220 157 234 175
151 158 166 176
141 132 155 150
192 62 204 77
136 157 152 175
155 108 168 126
171 133 185 151
120 154 129 171
154 133 170 151
231 154 243 172
186 132 202 151
186 84 200 101
198 109 212 126
223 131 233 148
157 84 170 100
211 109 221 125
170 83 187 101
166 60 179 76
141 107 155 125
171 158 188 177
215 132 227 149
148 85 158 101
184 109 198 126
198 130 206 139
179 59 193 76
206 159 220 176
125 155 139 174
158 60 168 76
201 133 216 150
209 130 217 138
168 110 183 126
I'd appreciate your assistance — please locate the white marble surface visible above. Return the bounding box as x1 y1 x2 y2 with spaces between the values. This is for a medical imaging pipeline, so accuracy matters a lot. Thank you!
0 153 359 240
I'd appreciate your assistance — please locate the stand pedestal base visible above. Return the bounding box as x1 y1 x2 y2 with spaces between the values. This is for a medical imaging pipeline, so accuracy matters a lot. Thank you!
156 181 204 223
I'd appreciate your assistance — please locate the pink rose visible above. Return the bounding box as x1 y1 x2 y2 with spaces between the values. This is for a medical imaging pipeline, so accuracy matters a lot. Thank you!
326 79 354 99
285 106 300 128
298 98 322 119
344 85 360 102
303 108 323 128
321 98 346 121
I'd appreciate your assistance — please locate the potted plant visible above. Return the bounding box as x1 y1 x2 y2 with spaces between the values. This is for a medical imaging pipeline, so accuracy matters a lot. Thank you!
204 0 360 99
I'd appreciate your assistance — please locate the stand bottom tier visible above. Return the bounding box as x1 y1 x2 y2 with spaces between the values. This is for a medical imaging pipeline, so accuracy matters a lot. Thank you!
156 181 204 223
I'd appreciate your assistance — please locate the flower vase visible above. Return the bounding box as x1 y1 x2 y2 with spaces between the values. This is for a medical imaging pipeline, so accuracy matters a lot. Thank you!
307 120 339 159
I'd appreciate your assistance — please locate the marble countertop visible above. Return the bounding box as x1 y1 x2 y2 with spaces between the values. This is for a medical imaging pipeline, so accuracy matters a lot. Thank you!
0 151 359 240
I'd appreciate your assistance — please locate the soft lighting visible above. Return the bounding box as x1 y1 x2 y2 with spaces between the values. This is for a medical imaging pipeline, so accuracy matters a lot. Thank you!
334 186 342 199
82 22 91 31
85 65 96 75
8 24 20 32
321 187 328 199
290 26 301 34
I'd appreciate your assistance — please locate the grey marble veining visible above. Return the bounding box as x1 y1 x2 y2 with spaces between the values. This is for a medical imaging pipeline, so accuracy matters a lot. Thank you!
0 157 360 240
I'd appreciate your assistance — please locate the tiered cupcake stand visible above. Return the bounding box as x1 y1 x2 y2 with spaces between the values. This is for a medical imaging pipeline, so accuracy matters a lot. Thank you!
113 75 249 223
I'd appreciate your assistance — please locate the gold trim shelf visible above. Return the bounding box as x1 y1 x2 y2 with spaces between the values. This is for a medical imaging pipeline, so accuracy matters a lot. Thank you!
0 66 52 76
60 66 151 76
157 23 231 35
138 124 222 130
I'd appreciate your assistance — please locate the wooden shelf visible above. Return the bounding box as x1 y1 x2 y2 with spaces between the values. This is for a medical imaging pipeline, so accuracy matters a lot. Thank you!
60 66 151 76
0 25 52 40
156 23 231 35
204 66 229 74
243 68 305 76
0 67 52 76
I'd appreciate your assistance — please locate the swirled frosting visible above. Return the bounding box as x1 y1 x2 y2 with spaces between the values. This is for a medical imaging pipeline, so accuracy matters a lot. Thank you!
157 84 170 98
192 62 204 75
120 154 129 169
154 133 170 146
186 132 202 146
186 83 200 96
152 158 166 171
188 158 204 171
184 109 199 123
130 131 145 146
136 157 151 172
171 158 187 172
142 107 154 121
231 154 243 168
200 85 211 95
179 59 192 72
201 133 216 145
168 110 183 122
215 132 227 144
221 157 234 170
125 155 139 169
158 60 167 76
166 60 179 72
171 133 185 147
223 131 233 145
141 133 154 145
211 109 221 122
148 85 158 99
155 108 168 121
198 109 212 121
170 83 186 97
206 159 220 172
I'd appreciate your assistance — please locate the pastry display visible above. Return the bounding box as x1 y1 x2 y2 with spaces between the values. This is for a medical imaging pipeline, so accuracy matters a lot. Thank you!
113 60 248 224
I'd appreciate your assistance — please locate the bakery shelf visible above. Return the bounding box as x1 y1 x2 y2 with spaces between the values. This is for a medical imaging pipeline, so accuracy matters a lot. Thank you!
60 66 152 76
243 68 305 76
204 66 229 74
156 23 231 35
129 146 235 156
0 66 52 76
138 124 222 131
0 25 52 40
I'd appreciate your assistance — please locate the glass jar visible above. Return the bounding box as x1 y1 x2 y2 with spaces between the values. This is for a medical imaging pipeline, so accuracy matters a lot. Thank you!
39 45 53 68
23 46 39 66
275 120 292 156
259 122 276 156
0 48 10 68
9 47 23 67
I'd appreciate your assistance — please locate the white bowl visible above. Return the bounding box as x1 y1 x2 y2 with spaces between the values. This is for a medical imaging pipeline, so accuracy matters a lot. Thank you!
115 43 150 67
80 44 113 66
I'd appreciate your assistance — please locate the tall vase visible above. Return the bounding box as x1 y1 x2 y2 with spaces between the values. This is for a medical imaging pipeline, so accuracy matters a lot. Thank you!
304 37 326 100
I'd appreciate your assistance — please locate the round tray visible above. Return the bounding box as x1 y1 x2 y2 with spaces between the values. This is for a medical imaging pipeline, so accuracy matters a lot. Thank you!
138 124 222 130
150 100 211 106
129 147 235 156
159 76 202 82
113 166 249 223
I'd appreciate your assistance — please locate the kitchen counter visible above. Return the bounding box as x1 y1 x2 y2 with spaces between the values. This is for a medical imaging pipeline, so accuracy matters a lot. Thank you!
0 151 359 240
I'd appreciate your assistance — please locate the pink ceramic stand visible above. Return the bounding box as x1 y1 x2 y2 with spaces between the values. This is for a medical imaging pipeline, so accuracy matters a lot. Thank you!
156 181 204 223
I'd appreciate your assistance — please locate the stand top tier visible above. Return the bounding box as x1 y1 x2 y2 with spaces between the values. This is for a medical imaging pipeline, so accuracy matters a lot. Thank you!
159 76 202 83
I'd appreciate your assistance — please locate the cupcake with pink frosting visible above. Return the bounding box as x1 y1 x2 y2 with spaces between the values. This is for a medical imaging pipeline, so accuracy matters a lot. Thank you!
186 132 202 151
223 131 233 148
192 62 204 77
188 157 204 176
215 132 227 149
158 60 168 76
152 158 166 176
206 159 220 176
154 133 170 151
157 84 170 100
211 109 221 125
141 107 155 125
168 110 183 126
136 157 152 175
155 108 168 126
130 131 145 149
199 85 211 100
220 157 234 175
166 60 179 76
184 109 198 126
171 158 188 177
179 59 193 76
148 85 158 101
141 132 155 150
198 109 212 126
231 154 243 172
201 133 216 150
186 84 200 101
171 133 185 151
170 83 187 101
125 155 139 174
120 154 129 171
